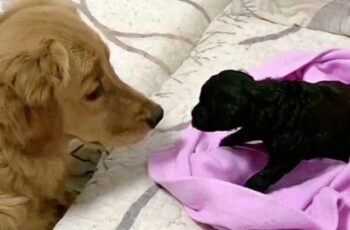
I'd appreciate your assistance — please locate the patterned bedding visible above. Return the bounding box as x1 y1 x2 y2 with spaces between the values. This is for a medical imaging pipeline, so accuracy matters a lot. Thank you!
21 0 349 229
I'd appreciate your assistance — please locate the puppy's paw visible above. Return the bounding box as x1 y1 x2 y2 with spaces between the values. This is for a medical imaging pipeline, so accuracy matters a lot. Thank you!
219 136 235 147
244 176 269 193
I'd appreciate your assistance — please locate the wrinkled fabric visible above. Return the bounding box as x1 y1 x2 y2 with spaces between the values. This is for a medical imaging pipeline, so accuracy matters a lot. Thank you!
149 49 350 230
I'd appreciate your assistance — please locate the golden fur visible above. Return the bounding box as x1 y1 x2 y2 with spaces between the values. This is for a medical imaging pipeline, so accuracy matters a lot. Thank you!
0 0 163 229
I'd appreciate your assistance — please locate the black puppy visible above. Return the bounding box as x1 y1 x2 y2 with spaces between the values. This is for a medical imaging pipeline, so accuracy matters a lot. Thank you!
192 70 350 192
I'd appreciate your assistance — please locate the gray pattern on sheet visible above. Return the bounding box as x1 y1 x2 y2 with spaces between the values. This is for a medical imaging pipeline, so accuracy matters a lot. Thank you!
236 0 301 45
72 0 215 75
77 0 172 74
239 25 301 45
178 0 211 23
308 0 350 36
116 185 159 230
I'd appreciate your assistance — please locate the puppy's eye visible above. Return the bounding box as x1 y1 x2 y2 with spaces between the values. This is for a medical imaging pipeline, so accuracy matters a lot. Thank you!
85 84 103 101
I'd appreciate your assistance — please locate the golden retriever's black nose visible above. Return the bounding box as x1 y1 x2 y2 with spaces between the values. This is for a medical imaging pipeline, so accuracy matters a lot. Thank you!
146 105 164 128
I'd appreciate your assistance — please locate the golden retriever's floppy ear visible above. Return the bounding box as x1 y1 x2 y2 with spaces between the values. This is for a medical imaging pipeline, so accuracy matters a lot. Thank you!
0 83 62 150
0 84 31 147
0 38 70 106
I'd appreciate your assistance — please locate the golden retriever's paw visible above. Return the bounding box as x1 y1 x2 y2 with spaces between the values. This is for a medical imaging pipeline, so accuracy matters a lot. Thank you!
58 189 79 207
52 188 79 218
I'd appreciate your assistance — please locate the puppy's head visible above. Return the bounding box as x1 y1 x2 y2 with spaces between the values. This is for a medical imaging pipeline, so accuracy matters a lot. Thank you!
192 70 255 131
0 2 163 149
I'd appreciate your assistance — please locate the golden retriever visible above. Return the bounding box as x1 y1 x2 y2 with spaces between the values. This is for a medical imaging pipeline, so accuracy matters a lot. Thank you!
0 0 164 229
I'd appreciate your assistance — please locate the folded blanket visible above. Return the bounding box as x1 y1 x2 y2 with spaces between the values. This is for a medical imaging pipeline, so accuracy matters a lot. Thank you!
149 49 350 230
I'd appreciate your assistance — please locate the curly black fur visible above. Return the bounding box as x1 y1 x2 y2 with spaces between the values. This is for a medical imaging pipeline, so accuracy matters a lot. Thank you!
192 70 350 192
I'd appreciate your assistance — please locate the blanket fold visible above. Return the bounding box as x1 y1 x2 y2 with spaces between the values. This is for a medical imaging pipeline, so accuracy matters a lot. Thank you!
149 49 350 230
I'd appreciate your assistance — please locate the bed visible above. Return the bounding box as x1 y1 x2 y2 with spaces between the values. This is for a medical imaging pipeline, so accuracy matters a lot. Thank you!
47 0 350 229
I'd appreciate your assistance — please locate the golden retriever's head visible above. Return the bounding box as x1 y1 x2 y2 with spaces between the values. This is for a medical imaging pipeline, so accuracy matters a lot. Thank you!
54 39 164 148
0 1 163 149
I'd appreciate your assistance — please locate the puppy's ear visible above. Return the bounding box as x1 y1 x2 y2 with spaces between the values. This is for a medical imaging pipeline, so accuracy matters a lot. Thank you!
0 38 70 106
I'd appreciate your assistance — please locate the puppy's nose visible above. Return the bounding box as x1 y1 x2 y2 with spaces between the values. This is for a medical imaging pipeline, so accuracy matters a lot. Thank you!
191 106 205 129
146 105 164 128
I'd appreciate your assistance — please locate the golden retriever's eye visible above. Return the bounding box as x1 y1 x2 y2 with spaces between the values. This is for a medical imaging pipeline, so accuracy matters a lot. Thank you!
85 84 103 101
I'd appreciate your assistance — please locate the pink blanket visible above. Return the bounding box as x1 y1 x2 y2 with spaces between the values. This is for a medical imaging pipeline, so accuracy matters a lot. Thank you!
149 49 350 230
